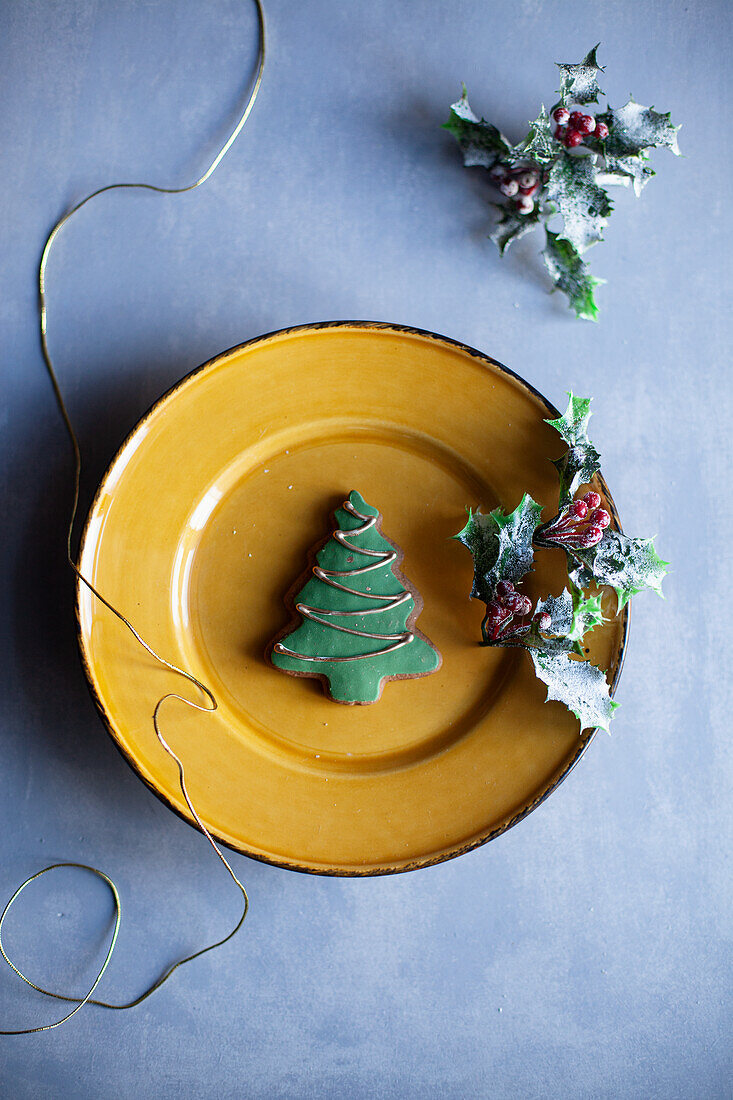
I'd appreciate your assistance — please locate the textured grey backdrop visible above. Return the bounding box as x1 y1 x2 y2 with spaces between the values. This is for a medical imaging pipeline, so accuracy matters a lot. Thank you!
1 1 731 1097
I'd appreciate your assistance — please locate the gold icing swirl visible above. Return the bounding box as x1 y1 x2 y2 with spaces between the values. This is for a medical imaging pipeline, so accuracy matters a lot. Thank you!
273 499 415 662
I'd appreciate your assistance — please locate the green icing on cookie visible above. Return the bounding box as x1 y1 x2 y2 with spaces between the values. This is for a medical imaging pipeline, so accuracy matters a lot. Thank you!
269 490 441 704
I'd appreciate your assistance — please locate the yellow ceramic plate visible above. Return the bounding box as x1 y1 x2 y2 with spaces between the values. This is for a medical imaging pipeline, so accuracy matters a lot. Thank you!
77 323 627 875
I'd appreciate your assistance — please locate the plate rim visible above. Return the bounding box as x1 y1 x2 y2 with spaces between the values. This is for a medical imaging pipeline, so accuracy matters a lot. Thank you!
75 320 629 876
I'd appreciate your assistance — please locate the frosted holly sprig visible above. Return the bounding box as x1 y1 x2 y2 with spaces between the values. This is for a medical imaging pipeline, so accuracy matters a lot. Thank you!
455 393 669 733
444 45 680 320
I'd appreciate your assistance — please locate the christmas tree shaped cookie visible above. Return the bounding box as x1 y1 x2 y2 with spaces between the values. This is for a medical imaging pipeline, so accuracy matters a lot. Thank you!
268 491 441 704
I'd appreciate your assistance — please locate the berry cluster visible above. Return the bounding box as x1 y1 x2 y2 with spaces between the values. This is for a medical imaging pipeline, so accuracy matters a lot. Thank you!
482 580 551 642
537 491 610 549
552 106 609 149
489 164 540 216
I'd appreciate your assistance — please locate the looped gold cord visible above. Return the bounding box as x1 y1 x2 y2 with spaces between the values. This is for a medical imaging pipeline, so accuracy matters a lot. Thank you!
0 0 265 1035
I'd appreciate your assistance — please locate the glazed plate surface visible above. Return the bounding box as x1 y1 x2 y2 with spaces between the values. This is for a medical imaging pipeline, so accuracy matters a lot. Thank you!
77 323 627 874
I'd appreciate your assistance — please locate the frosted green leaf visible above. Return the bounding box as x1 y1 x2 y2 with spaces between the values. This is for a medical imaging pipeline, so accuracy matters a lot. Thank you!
545 154 613 254
535 588 575 636
595 99 679 198
597 99 680 159
542 230 604 321
490 203 541 254
556 45 605 106
507 107 556 167
444 88 511 169
530 649 619 732
545 392 593 446
568 590 605 644
532 588 603 655
454 493 543 604
567 530 669 608
602 152 656 197
544 391 602 506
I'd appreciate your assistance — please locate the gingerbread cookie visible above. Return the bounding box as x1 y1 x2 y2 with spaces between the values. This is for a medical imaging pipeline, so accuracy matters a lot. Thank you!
267 491 441 704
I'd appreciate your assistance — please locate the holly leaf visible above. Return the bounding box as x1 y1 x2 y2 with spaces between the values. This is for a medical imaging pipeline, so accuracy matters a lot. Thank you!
545 391 593 446
534 589 603 646
568 589 605 645
543 230 604 322
526 592 576 655
530 649 619 732
454 493 543 604
556 45 605 106
544 391 602 506
595 99 679 198
601 152 656 197
535 588 575 636
566 530 669 608
444 88 512 169
490 203 541 254
597 99 681 160
507 107 556 167
531 587 603 655
545 154 613 254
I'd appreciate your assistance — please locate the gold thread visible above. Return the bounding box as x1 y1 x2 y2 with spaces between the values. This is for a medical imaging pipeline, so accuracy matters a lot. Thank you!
0 0 266 1035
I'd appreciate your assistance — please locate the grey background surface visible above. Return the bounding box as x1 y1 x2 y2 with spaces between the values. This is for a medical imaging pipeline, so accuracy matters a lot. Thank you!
1 1 731 1096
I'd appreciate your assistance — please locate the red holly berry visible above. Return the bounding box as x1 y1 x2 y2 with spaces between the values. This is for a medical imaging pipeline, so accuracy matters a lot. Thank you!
484 600 515 640
590 508 610 529
500 179 519 197
533 611 552 632
583 525 604 546
564 130 583 148
504 592 532 615
486 602 510 622
569 110 584 127
496 580 515 598
555 125 567 143
577 114 596 134
517 170 538 189
595 121 609 140
519 182 538 196
553 106 570 124
515 195 535 215
583 491 601 509
570 500 588 519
